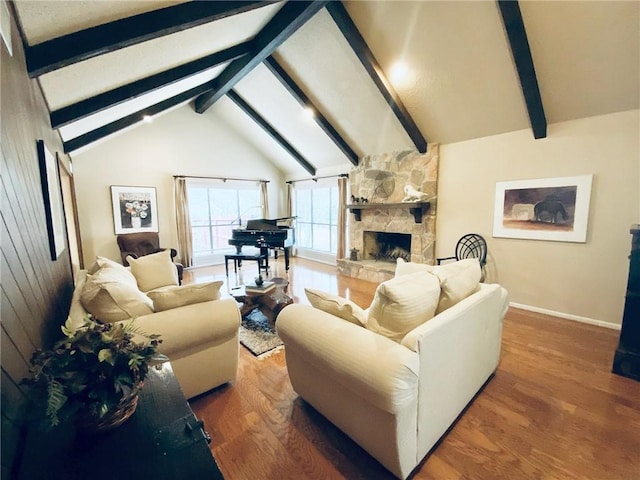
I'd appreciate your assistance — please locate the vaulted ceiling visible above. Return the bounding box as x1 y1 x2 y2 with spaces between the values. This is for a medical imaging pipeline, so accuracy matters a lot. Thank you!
10 0 640 177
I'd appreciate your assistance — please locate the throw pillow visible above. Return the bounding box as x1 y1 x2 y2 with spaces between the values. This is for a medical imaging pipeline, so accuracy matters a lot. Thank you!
432 258 481 313
395 258 435 277
147 281 223 312
80 267 154 322
127 249 179 292
305 288 367 327
87 256 128 275
367 270 440 342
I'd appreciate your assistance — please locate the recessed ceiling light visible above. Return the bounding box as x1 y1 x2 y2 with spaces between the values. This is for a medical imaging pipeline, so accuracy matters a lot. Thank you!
143 115 153 123
303 107 315 119
389 61 410 86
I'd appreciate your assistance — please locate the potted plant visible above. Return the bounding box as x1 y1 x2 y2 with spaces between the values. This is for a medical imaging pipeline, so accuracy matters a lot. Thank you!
22 315 168 434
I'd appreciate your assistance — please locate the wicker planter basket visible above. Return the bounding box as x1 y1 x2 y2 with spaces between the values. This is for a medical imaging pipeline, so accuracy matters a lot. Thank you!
75 384 142 436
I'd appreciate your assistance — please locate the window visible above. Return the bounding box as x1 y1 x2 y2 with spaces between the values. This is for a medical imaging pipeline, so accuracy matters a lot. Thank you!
188 182 261 264
295 185 339 253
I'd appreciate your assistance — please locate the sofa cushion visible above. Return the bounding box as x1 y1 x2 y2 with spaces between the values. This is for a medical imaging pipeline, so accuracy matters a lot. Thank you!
80 266 154 322
147 281 223 312
305 288 367 327
395 258 434 277
366 271 441 342
432 259 481 313
127 249 179 292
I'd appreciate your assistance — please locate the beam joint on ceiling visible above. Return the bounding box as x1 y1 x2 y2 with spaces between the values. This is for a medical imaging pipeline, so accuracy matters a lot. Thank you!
50 42 251 129
497 0 547 139
226 89 317 176
195 0 328 114
325 1 427 154
25 1 276 77
63 80 216 153
263 55 359 166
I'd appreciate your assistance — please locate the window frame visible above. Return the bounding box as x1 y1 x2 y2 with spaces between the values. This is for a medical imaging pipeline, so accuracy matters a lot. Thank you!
187 180 262 266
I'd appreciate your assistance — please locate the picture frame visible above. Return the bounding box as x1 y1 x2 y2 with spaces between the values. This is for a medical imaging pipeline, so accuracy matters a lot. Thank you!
37 140 66 260
110 186 159 234
493 174 593 243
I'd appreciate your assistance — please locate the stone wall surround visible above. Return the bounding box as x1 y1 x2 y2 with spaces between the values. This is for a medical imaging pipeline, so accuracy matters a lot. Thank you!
338 145 439 283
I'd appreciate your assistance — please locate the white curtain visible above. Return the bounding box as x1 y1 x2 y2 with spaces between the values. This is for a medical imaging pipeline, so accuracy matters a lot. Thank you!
174 177 193 267
260 181 270 218
285 182 293 218
337 176 348 260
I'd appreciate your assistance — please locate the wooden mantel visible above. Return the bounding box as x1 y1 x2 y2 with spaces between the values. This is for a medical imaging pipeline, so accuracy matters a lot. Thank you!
346 201 431 223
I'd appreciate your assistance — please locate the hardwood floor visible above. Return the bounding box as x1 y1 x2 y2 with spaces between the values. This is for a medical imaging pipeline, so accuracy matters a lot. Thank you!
185 257 640 479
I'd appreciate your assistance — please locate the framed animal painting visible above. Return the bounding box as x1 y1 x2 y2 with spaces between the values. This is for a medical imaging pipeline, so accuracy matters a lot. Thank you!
493 175 593 243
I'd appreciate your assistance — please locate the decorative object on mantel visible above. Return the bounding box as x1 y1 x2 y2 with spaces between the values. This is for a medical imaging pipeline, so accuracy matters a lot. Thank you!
350 195 369 204
366 169 395 201
402 184 430 202
22 315 167 434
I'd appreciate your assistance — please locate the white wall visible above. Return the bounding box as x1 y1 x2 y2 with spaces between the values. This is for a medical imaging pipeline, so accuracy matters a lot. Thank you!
437 110 640 327
73 105 286 266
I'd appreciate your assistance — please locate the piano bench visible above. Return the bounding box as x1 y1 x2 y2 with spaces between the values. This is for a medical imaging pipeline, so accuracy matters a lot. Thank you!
225 252 269 276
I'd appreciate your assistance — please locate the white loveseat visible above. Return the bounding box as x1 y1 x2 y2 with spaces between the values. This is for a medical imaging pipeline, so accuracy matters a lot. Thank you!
276 261 508 479
68 254 241 399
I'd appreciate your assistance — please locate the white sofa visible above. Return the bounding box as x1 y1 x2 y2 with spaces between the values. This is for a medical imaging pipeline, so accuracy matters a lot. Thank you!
277 281 509 479
68 270 241 399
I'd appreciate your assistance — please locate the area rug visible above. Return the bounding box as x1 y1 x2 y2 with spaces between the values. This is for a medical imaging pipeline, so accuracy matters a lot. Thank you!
239 309 283 357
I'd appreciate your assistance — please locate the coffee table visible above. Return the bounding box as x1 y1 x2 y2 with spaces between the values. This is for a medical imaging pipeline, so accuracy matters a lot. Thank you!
230 277 293 322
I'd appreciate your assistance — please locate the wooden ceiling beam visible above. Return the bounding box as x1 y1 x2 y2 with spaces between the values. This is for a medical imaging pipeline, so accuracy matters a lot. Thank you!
195 1 327 114
325 1 427 154
226 89 317 176
51 42 250 128
263 55 359 166
497 0 547 139
63 80 216 153
25 1 274 77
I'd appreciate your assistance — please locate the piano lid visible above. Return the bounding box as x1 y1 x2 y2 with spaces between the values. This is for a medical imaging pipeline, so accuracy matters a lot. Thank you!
244 217 295 231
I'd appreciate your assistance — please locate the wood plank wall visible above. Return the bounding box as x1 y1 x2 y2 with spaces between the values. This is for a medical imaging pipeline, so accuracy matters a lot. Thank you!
1 11 74 479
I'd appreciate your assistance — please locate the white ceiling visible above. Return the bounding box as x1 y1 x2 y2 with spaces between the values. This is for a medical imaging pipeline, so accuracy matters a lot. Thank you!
11 0 640 177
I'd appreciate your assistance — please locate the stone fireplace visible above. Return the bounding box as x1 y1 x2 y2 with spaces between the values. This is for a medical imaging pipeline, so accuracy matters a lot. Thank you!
338 145 439 283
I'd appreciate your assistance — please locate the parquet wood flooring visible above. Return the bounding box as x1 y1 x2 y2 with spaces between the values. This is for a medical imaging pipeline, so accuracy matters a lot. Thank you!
185 257 640 479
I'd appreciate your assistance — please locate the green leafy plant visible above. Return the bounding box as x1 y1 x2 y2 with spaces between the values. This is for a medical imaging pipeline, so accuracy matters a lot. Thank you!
22 315 168 430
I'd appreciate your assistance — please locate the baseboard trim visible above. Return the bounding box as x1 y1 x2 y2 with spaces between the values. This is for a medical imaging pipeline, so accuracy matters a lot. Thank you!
509 302 621 331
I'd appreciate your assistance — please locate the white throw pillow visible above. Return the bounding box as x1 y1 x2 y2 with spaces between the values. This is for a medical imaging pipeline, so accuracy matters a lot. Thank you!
147 281 223 312
366 270 440 343
432 259 481 313
395 258 435 277
80 266 154 322
87 256 127 275
127 250 179 292
305 288 367 327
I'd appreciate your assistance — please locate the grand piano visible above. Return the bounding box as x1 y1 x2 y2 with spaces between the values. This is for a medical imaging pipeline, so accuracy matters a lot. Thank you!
228 217 294 271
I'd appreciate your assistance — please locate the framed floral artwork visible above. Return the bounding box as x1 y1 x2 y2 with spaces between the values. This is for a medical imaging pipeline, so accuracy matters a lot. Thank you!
110 186 159 234
37 140 66 260
493 174 593 243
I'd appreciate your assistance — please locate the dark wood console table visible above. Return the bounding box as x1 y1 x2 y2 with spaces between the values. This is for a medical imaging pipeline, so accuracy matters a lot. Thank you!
18 362 224 480
612 224 640 381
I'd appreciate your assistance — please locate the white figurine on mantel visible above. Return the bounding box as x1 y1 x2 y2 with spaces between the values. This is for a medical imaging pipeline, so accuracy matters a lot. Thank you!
402 184 430 202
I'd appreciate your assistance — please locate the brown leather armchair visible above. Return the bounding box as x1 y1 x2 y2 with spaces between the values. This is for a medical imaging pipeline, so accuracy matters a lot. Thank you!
116 232 183 284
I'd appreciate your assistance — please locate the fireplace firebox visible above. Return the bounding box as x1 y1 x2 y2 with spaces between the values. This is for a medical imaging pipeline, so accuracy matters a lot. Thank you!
363 231 411 262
